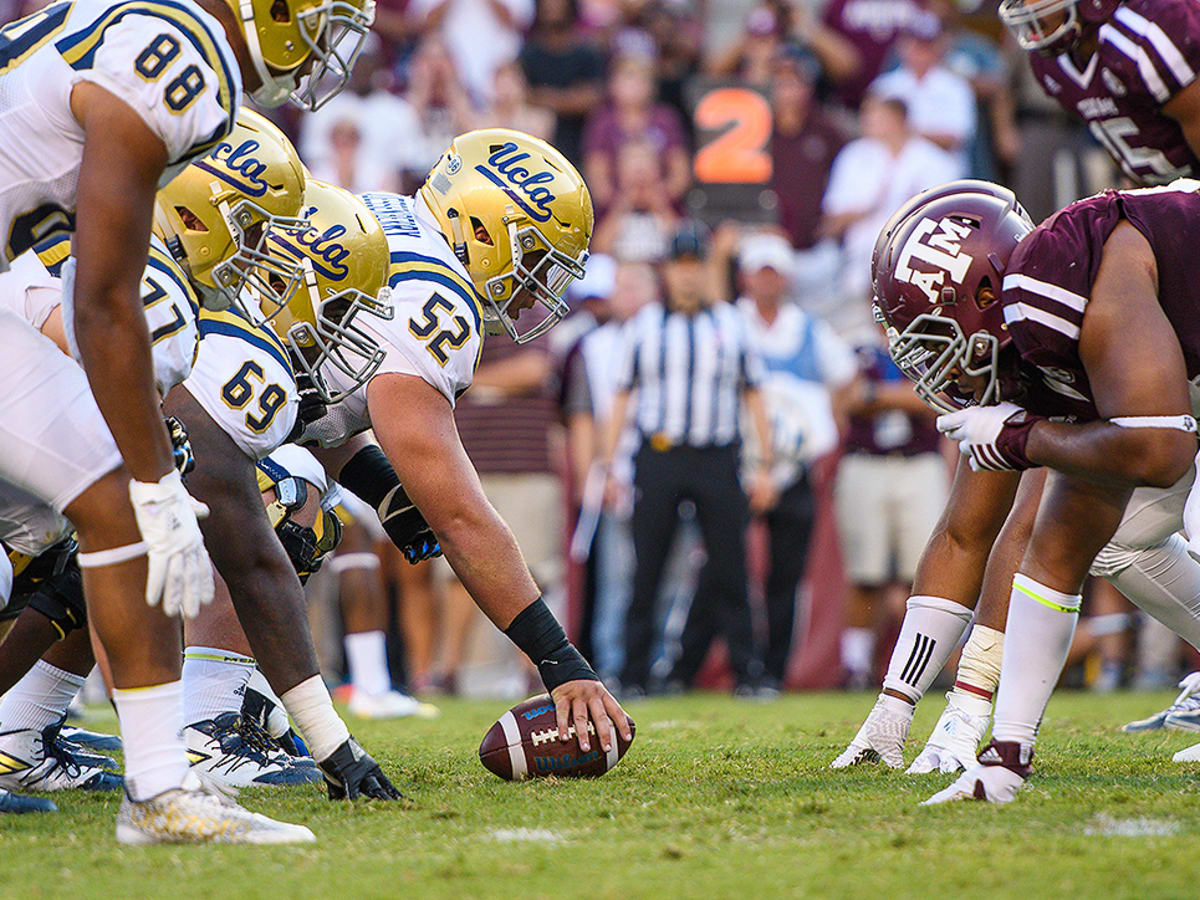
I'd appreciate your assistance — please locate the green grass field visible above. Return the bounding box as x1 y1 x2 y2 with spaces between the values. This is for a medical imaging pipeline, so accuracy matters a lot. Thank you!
3 691 1200 900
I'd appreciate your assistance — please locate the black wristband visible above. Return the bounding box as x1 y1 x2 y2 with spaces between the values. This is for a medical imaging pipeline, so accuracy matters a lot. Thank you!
504 598 598 692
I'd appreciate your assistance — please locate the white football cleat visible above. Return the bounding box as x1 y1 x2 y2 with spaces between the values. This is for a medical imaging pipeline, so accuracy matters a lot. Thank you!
1123 671 1200 732
907 693 991 774
830 694 914 769
348 690 439 720
920 741 1032 805
185 713 322 788
115 770 316 845
1171 741 1200 762
0 723 122 792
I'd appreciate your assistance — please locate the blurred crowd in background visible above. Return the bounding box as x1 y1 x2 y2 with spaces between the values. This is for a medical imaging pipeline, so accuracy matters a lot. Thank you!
6 0 1189 700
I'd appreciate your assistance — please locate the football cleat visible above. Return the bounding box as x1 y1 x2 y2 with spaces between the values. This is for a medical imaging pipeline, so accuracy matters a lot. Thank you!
60 725 122 752
830 694 914 769
185 713 322 788
0 721 123 792
920 740 1032 805
906 693 991 774
0 787 56 813
348 690 440 720
1122 671 1200 732
115 770 316 845
1172 742 1200 762
241 685 315 761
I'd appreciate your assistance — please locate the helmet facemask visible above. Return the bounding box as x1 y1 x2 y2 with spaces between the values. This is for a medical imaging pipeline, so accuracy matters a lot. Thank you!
292 0 375 111
237 0 374 109
482 222 587 343
282 262 394 403
883 309 1003 413
207 197 310 317
999 0 1080 52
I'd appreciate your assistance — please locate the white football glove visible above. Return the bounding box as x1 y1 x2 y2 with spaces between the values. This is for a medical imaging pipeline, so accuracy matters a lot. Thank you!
830 694 914 769
128 470 214 619
936 401 1037 472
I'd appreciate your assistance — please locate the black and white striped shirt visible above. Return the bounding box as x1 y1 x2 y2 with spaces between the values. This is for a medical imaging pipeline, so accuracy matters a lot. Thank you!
616 301 765 448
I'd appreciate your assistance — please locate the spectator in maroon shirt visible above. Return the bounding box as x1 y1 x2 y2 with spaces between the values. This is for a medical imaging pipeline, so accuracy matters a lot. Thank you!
769 52 847 252
581 52 691 213
819 0 926 109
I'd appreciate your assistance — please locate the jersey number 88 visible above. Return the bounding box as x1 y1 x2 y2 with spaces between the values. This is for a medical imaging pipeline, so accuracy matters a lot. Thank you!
134 33 206 114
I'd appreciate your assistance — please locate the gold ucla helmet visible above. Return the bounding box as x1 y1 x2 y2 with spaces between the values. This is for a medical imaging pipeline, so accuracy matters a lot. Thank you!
155 109 309 314
418 129 592 344
262 179 393 403
223 0 375 110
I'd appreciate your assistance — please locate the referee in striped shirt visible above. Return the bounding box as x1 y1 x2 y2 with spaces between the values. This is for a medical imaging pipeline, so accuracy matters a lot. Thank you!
600 223 776 695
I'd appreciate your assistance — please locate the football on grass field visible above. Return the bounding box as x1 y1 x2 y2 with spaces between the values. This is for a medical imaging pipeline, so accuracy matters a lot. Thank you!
479 694 636 780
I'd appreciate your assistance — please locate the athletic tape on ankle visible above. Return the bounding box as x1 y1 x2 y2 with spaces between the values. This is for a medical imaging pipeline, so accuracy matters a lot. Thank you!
1110 415 1198 432
76 541 148 568
1012 573 1081 614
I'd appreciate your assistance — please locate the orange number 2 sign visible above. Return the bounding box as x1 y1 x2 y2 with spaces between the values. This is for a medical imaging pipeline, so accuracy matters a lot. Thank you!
693 88 773 185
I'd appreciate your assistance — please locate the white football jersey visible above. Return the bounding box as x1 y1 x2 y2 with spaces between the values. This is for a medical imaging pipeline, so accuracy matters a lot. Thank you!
180 307 299 460
300 192 483 448
0 232 198 395
0 0 241 265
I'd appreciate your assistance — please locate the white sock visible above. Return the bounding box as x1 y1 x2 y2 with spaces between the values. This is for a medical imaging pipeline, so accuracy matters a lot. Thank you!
0 660 86 732
280 674 350 762
1107 534 1200 649
841 627 876 677
182 646 256 726
991 574 1081 746
112 680 188 801
344 630 392 697
881 595 974 702
949 624 1005 716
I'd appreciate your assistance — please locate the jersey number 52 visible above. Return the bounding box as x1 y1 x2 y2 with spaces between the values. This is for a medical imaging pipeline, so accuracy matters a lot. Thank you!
408 294 470 367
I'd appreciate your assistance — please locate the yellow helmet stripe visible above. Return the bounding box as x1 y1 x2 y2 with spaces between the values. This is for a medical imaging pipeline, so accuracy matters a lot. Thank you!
56 0 236 146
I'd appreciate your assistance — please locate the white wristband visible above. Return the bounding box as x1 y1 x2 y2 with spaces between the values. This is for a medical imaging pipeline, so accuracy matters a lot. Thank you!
77 541 149 568
1110 415 1197 433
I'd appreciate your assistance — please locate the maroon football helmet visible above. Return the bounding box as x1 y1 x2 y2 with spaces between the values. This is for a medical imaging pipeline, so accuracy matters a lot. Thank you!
999 0 1121 53
871 180 1034 412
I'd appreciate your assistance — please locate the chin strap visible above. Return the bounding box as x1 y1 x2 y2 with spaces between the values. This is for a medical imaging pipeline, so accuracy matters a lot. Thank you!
1110 415 1198 433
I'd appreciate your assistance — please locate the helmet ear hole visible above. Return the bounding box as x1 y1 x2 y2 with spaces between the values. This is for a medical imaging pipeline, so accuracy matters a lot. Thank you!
176 207 207 232
470 217 494 246
270 0 290 23
976 277 997 310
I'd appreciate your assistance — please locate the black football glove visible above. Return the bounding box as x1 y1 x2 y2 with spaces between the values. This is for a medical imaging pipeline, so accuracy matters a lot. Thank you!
318 737 405 801
285 373 328 444
165 415 195 477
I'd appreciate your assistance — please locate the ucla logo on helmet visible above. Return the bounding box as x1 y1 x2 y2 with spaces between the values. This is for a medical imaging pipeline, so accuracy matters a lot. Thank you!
195 140 270 198
272 218 351 280
474 142 557 223
446 154 463 175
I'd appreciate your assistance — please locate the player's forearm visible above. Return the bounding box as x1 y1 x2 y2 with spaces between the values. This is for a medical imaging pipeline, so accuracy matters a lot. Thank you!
1025 420 1195 489
73 298 173 481
437 502 540 629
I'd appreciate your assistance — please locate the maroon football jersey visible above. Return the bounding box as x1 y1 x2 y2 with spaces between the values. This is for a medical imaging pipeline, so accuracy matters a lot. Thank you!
1029 0 1200 185
1001 181 1200 420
